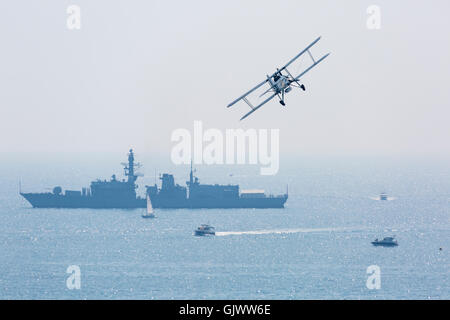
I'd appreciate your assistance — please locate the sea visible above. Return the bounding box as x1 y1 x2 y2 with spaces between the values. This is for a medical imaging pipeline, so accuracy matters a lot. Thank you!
0 153 448 299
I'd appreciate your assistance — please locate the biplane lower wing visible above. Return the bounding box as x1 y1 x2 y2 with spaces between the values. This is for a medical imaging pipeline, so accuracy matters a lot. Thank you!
240 92 278 121
227 78 269 108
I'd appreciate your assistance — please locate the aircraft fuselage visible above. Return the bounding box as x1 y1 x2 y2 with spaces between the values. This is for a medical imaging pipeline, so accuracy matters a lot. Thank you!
273 75 290 93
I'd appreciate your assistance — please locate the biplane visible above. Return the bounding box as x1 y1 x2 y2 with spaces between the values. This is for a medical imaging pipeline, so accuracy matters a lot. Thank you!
227 36 330 120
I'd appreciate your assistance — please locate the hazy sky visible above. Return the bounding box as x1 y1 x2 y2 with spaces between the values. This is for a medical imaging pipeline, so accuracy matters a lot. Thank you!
0 0 449 157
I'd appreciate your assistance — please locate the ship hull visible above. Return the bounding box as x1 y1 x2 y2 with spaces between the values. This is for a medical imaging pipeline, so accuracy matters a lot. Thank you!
371 242 398 247
20 193 146 209
152 197 287 209
21 193 287 209
194 231 215 236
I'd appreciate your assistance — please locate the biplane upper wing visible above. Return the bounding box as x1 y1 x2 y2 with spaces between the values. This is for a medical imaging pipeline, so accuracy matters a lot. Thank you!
277 36 323 74
293 52 330 81
227 78 269 108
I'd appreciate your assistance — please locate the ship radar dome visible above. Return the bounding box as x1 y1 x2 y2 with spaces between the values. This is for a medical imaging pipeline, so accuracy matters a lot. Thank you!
53 186 62 195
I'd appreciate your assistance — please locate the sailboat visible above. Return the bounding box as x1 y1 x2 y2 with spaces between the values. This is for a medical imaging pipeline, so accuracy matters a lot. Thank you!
142 194 156 218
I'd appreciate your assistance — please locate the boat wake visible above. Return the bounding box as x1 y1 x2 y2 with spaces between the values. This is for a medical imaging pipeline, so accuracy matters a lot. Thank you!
216 227 349 237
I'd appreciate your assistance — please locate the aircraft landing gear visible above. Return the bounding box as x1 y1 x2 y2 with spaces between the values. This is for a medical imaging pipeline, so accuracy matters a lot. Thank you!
279 100 286 106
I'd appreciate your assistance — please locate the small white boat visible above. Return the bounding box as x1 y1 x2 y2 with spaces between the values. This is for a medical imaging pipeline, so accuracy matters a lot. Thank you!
379 192 388 200
194 224 215 236
142 194 156 218
370 192 395 201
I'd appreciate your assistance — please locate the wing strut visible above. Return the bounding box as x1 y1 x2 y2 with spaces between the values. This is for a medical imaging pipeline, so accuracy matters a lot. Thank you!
278 36 322 73
294 53 329 81
243 97 255 110
240 93 277 121
227 78 268 108
307 50 315 63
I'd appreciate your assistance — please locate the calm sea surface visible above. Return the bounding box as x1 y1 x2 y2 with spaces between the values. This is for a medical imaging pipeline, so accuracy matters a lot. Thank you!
0 154 448 299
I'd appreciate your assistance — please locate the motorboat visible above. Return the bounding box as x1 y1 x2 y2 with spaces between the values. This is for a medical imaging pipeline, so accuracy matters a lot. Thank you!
194 224 215 236
372 236 398 247
379 192 388 200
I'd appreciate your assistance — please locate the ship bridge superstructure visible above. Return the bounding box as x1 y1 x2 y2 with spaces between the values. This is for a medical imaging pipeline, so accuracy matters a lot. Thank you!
90 149 142 200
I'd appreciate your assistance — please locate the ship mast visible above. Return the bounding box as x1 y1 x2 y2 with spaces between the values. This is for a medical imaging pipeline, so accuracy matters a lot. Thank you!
186 160 198 199
189 160 194 187
122 149 142 185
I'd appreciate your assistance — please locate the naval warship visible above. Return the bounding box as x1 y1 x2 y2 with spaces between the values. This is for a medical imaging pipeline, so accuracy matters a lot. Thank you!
21 149 288 209
21 149 146 208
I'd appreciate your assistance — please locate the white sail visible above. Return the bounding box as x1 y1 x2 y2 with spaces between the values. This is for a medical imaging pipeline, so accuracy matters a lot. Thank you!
146 194 153 214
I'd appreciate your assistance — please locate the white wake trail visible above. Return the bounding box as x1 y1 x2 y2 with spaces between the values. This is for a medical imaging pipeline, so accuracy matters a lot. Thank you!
216 227 349 237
